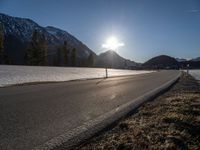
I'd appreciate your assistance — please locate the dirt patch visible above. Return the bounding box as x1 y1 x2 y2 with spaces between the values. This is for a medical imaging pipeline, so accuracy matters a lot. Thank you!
76 73 200 150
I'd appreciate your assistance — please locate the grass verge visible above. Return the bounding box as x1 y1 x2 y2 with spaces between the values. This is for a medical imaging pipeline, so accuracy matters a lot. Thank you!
76 73 200 150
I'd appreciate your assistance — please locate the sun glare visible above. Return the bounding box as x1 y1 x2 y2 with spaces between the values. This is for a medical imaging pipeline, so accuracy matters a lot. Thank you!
102 36 124 50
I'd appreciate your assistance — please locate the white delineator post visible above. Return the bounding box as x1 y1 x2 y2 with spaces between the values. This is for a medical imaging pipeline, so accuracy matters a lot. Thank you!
105 68 108 78
187 64 190 75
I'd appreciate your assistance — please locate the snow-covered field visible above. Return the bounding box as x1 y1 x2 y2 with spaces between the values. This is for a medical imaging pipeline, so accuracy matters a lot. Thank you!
0 65 153 87
189 70 200 81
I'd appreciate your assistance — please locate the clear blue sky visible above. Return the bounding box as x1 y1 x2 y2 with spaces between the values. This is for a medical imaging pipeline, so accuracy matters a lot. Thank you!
0 0 200 62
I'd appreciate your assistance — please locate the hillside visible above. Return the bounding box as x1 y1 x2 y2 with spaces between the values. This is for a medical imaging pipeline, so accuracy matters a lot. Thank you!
179 61 200 69
0 13 96 66
176 58 187 62
95 50 139 69
143 55 179 69
190 57 200 62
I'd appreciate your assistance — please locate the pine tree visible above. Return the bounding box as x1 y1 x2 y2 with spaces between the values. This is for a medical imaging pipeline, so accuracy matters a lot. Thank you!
25 30 39 65
124 60 127 69
63 41 69 66
87 53 94 67
0 23 4 64
38 33 47 65
25 30 47 65
71 48 76 67
56 46 62 66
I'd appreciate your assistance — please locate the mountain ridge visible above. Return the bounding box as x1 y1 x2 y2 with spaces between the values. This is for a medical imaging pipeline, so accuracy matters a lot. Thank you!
0 13 96 65
1 13 200 69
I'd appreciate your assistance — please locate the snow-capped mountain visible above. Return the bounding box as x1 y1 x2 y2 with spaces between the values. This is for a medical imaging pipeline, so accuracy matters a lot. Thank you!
0 13 95 65
45 26 79 45
0 13 59 44
45 26 93 59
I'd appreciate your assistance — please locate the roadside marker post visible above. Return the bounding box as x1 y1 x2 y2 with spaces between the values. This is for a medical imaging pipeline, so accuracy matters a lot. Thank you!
105 68 108 78
187 64 189 75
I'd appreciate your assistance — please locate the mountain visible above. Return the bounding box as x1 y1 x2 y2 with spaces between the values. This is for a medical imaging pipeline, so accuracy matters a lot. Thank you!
173 57 200 69
179 59 200 69
95 50 139 69
45 26 95 59
190 57 200 62
143 55 179 69
0 13 95 65
176 58 187 62
4 13 195 69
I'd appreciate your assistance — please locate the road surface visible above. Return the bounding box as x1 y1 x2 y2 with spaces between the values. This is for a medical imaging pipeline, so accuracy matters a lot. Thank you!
0 70 180 150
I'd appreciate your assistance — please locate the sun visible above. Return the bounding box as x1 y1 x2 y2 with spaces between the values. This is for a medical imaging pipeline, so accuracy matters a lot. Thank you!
102 36 124 50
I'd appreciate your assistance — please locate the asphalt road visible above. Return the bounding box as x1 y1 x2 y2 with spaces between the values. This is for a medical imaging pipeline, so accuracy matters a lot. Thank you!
0 70 180 150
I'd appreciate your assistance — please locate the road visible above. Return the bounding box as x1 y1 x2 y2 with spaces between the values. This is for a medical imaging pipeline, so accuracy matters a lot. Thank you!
0 70 180 150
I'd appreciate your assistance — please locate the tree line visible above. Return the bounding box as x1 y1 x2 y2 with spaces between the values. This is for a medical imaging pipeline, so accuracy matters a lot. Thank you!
0 23 4 64
25 30 95 67
55 39 94 67
0 23 11 64
0 25 94 66
24 29 76 66
55 40 77 66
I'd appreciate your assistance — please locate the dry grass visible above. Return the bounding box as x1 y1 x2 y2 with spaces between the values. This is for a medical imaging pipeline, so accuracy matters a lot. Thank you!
76 73 200 150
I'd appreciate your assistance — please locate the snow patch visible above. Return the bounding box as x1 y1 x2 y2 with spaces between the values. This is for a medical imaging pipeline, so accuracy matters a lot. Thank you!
0 65 153 87
188 70 200 80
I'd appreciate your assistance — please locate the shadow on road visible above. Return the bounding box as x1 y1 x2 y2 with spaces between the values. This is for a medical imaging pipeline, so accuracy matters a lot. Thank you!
96 78 107 85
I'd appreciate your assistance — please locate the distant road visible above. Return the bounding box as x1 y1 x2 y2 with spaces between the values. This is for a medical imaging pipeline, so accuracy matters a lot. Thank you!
0 70 180 150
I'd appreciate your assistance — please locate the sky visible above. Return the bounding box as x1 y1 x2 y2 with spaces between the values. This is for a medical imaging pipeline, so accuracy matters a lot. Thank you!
0 0 200 62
